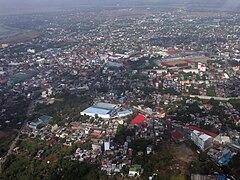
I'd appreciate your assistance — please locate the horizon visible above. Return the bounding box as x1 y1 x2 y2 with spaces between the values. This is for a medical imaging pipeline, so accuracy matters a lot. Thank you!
0 0 239 15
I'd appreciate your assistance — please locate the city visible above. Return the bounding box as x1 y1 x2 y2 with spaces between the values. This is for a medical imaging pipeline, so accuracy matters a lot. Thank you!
0 1 240 180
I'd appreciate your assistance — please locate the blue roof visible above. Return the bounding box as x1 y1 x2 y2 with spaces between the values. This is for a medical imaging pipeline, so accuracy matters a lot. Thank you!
30 121 43 126
118 110 132 115
217 175 226 180
38 115 51 123
218 157 228 166
82 106 112 115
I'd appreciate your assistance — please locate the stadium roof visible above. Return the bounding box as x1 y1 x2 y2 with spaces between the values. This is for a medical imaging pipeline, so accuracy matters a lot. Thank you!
95 102 117 109
82 106 112 115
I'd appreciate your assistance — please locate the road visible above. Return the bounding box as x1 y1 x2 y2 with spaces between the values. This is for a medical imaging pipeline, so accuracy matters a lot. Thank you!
0 100 35 174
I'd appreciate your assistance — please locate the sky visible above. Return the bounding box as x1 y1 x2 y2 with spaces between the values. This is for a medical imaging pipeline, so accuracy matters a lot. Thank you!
0 0 239 15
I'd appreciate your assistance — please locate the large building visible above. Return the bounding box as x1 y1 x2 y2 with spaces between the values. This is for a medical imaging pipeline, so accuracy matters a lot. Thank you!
81 102 119 119
191 130 213 151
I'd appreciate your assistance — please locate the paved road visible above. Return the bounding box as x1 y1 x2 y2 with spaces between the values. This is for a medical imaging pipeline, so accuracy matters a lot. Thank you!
189 95 240 101
0 100 35 174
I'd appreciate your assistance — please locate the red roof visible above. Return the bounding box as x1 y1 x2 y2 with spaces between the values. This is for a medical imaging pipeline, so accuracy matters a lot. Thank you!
70 122 80 127
48 137 57 145
171 130 185 141
186 126 217 138
130 114 145 125
93 132 101 136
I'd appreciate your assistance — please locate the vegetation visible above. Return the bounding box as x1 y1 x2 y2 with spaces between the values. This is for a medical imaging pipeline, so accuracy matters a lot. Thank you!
1 154 101 180
0 129 17 157
229 152 240 178
34 93 93 125
159 87 180 95
206 86 216 96
1 138 102 180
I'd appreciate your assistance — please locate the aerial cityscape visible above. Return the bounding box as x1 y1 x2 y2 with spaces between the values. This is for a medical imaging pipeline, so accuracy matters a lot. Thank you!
0 0 240 179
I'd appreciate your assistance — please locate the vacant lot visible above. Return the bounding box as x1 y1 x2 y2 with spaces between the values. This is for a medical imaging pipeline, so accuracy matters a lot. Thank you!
0 30 38 45
169 143 198 175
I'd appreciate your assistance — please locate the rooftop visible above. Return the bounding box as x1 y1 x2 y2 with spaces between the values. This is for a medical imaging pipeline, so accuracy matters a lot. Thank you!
130 114 145 125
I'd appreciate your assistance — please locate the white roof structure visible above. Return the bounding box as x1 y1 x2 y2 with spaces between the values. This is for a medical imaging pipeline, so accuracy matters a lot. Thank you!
199 134 211 142
81 102 119 119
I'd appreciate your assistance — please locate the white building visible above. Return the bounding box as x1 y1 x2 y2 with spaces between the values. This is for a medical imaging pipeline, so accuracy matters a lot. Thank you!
182 68 199 74
27 48 35 54
191 130 213 151
128 164 143 177
104 141 110 151
81 102 120 119
92 143 102 152
198 62 207 72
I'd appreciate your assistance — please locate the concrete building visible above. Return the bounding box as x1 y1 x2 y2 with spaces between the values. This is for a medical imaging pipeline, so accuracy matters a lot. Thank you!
191 130 213 151
104 137 110 151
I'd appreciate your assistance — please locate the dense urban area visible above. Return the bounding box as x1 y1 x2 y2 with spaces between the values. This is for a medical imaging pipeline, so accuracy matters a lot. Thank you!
0 4 240 180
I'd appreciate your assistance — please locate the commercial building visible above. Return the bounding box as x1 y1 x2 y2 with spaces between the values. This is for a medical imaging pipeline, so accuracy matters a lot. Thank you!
191 130 213 151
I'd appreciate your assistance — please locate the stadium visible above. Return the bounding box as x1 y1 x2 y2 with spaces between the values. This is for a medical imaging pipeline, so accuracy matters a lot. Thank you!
80 102 120 119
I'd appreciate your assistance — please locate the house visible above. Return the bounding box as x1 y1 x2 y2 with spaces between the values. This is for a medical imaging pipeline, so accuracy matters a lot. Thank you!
213 134 230 145
128 164 143 177
171 130 185 143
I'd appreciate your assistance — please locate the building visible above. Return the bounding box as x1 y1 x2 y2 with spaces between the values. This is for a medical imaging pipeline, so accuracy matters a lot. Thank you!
191 130 213 151
117 109 133 118
38 115 52 124
104 137 110 151
128 164 143 177
92 143 102 152
28 121 43 130
171 130 185 143
213 134 230 145
208 147 233 166
130 114 145 125
182 68 199 74
81 102 119 119
191 174 226 180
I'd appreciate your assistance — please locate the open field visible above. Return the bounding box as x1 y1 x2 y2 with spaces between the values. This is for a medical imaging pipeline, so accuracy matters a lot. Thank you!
170 143 198 175
0 129 17 139
0 30 38 45
161 57 208 66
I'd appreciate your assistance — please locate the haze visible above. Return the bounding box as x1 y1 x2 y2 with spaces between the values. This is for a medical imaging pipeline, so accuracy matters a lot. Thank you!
0 0 239 15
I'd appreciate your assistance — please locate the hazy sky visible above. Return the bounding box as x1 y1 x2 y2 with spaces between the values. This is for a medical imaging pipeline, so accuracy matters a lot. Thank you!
0 0 239 15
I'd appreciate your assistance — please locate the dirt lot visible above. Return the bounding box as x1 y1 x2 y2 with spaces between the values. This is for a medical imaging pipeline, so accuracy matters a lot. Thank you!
169 143 198 175
0 129 17 155
161 57 208 66
0 129 17 139
0 30 38 45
